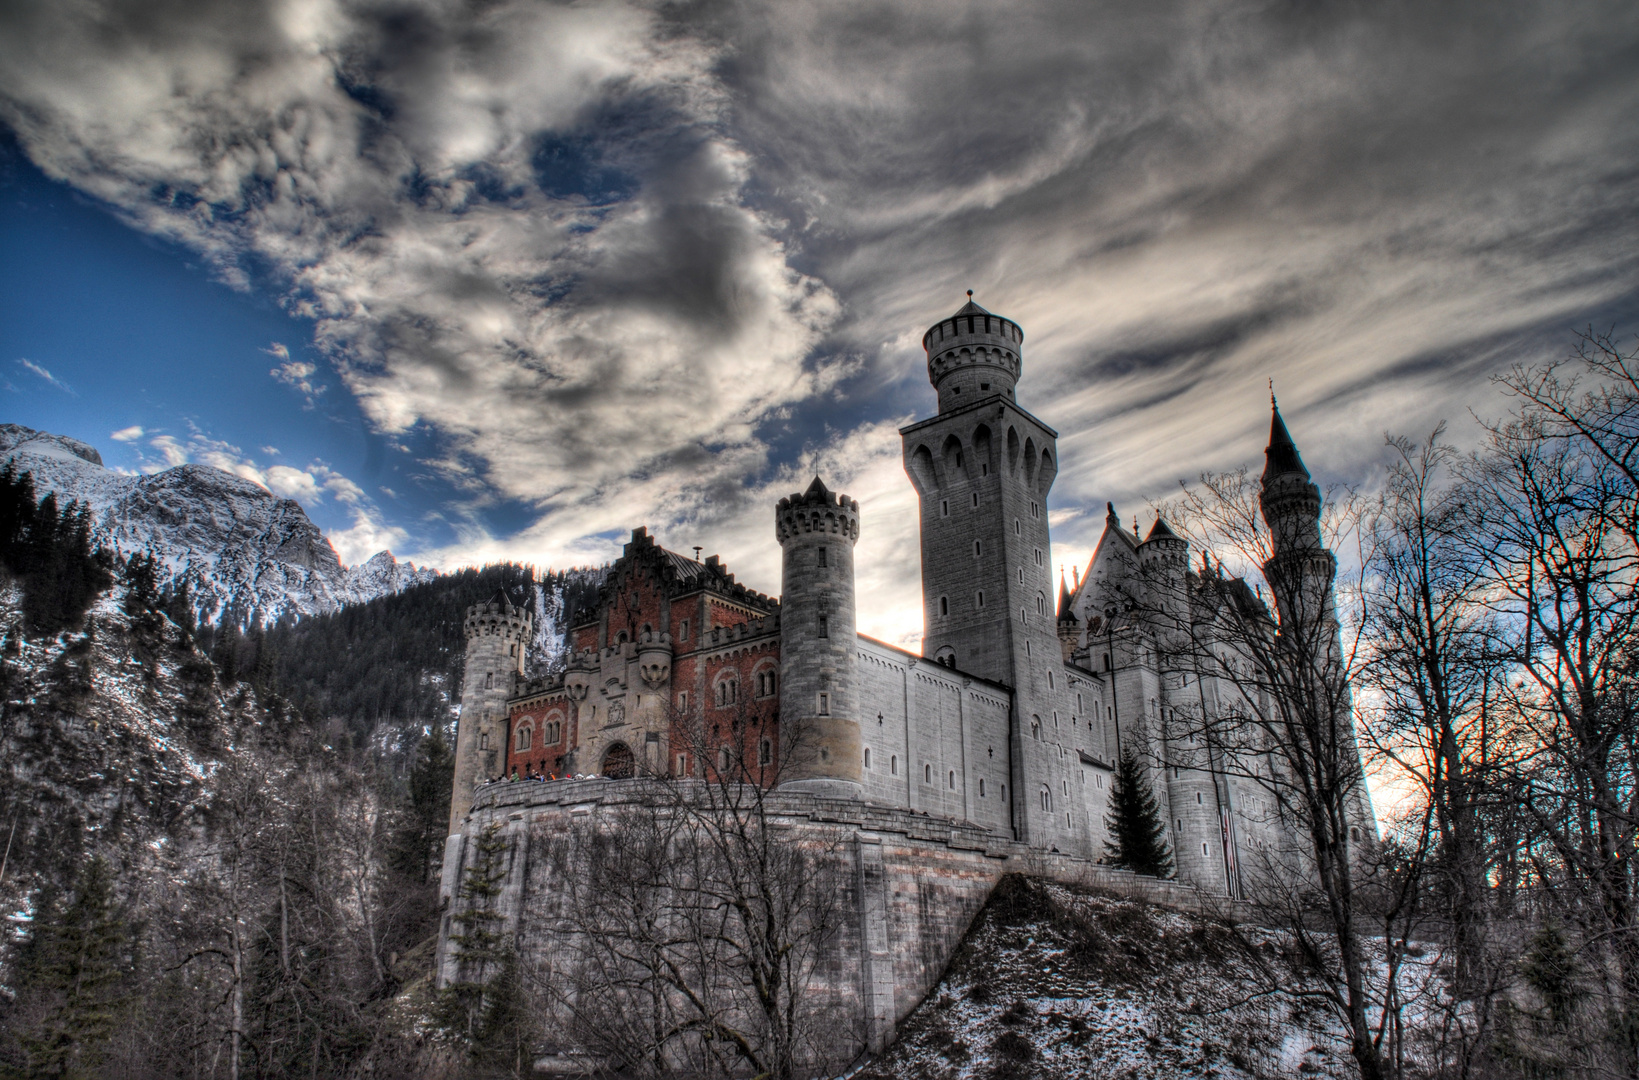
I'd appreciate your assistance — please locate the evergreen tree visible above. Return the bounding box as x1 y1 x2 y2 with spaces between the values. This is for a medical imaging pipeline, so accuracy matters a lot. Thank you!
436 824 515 1048
392 727 455 883
1104 749 1173 878
11 858 134 1079
0 466 112 636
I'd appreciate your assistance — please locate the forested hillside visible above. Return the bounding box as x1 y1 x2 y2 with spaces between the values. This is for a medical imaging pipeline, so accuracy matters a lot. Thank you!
199 564 606 743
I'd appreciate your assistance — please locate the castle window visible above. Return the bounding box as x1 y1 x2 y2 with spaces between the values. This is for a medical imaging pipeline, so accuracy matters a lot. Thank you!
720 747 732 772
979 778 986 796
680 619 689 641
759 739 773 767
981 462 989 476
1063 780 1068 796
949 770 956 789
817 692 830 715
955 449 964 469
1351 826 1362 842
864 747 871 769
924 763 932 784
1052 710 1059 727
1018 568 1024 583
1048 671 1054 689
1037 594 1046 616
891 755 898 776
971 492 979 508
1031 501 1040 519
1197 792 1203 804
939 596 948 616
818 615 829 638
485 672 493 689
1040 786 1052 812
1031 717 1041 740
479 732 489 750
715 677 738 707
1203 842 1210 856
818 546 827 567
1001 783 1006 804
1034 548 1043 566
1176 819 1183 832
756 669 777 697
1077 693 1083 711
677 753 689 776
678 691 688 710
1014 519 1021 535
509 643 517 656
941 500 949 518
980 383 989 392
973 540 982 557
976 591 985 609
617 631 628 644
544 720 561 744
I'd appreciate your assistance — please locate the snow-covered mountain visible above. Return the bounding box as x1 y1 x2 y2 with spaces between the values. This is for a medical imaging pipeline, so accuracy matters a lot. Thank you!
0 424 436 626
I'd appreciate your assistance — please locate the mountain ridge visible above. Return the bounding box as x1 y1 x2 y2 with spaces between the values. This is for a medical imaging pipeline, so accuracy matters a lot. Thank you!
0 423 436 626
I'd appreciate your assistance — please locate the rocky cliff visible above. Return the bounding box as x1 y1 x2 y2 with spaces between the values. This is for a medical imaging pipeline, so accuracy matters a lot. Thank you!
0 424 435 626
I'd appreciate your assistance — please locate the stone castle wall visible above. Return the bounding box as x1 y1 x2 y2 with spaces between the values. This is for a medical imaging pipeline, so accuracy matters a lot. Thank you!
438 777 1244 1074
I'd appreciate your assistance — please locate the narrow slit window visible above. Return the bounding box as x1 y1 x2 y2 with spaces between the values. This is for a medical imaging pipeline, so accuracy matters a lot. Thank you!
817 546 827 567
817 692 830 715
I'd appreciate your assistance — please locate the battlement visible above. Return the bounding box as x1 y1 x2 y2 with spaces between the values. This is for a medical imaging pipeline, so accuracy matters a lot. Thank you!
922 297 1023 410
464 589 532 639
776 477 861 544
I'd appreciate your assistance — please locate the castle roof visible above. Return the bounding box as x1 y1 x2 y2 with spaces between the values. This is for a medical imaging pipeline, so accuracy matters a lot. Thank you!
1263 401 1311 483
1144 516 1179 542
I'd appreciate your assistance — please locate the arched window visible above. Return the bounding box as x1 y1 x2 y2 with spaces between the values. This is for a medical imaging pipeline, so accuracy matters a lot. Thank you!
891 755 898 776
715 675 738 707
863 747 871 769
974 540 982 557
755 666 778 698
924 763 932 784
948 770 956 789
979 778 986 796
1040 785 1052 812
515 724 532 751
1031 716 1041 740
759 739 773 767
939 596 949 616
1036 593 1046 616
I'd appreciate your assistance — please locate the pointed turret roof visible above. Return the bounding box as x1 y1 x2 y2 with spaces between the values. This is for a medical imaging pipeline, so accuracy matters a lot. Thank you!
487 588 516 610
952 298 991 317
1263 400 1311 483
804 475 831 500
1058 574 1076 621
1144 516 1179 542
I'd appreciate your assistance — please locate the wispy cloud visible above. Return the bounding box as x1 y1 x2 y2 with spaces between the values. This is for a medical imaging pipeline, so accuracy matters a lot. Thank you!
17 358 75 395
1 0 1636 641
110 425 144 443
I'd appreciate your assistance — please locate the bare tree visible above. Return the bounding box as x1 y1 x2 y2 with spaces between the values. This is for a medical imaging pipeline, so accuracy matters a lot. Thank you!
542 696 848 1079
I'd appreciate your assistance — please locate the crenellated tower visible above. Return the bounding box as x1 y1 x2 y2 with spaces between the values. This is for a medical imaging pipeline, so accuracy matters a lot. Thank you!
448 590 531 835
776 477 863 798
902 296 1084 849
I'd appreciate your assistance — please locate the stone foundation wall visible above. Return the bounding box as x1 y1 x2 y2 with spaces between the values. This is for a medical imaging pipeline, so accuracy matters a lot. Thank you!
438 778 1246 1074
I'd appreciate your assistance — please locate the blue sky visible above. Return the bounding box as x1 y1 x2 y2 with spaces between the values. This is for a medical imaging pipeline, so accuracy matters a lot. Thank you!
2 0 1637 646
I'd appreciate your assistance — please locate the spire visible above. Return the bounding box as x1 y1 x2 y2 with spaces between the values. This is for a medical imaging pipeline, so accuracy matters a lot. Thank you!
487 588 515 611
1058 572 1075 620
1145 515 1179 542
1263 398 1311 483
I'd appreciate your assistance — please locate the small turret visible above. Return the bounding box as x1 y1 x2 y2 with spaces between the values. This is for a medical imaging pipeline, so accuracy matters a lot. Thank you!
1056 573 1079 662
776 476 863 798
1259 398 1335 627
922 293 1025 413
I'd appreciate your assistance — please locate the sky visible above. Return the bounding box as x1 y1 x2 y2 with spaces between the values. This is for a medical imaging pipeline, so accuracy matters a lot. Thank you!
1 0 1637 649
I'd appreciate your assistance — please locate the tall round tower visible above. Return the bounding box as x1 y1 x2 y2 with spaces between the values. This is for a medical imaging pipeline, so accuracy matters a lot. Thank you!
447 590 531 836
776 477 863 798
922 294 1024 413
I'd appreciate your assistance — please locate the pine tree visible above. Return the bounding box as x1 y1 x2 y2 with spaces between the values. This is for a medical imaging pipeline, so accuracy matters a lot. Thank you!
391 727 455 883
1104 749 1173 878
436 823 513 1044
13 858 134 1079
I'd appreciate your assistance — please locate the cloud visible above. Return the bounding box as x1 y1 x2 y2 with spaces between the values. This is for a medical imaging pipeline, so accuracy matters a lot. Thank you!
110 425 144 443
17 358 75 395
3 0 1638 643
269 354 325 406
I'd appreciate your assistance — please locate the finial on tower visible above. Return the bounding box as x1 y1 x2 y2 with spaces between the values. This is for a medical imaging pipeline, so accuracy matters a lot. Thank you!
967 289 973 300
1270 377 1277 409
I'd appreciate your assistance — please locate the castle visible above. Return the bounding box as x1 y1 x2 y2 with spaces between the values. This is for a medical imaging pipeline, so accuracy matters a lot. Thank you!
437 297 1374 1063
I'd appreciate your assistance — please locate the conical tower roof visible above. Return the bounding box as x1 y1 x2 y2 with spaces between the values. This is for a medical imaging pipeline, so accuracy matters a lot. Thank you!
1263 400 1311 483
1057 574 1076 621
1144 516 1180 542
